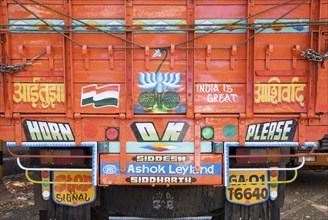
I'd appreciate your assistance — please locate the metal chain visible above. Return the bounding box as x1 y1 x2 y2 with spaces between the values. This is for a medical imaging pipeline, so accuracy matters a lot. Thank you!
301 49 328 63
0 50 46 74
0 64 27 74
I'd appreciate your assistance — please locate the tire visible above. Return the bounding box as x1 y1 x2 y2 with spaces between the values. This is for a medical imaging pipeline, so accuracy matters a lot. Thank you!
101 186 225 218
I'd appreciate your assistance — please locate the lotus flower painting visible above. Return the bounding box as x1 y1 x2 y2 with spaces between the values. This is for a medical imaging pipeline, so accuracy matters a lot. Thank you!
137 49 183 113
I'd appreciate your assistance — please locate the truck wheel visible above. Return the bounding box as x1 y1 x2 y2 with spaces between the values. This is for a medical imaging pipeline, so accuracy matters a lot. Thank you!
101 186 225 218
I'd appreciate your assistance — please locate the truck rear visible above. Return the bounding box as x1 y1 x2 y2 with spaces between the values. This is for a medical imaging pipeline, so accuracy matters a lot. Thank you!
0 0 327 219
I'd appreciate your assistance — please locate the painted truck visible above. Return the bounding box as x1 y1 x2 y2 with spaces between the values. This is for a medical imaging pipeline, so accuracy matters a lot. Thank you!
0 0 327 219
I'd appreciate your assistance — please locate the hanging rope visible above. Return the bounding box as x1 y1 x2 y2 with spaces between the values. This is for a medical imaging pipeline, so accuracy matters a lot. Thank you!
11 0 324 56
12 0 85 48
22 0 302 50
236 0 308 48
29 0 146 49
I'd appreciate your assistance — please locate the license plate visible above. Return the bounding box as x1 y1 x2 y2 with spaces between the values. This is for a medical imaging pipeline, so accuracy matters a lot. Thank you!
226 170 269 206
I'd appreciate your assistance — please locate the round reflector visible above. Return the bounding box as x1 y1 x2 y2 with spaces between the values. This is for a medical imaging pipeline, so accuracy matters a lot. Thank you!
106 127 119 141
201 127 214 140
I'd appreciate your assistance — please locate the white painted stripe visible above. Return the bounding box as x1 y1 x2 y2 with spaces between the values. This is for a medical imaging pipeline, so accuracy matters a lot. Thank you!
82 90 119 99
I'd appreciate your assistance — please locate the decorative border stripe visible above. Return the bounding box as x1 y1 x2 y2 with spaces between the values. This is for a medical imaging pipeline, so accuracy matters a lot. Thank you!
9 18 308 34
72 19 125 31
195 19 246 34
133 19 187 33
9 19 64 32
255 19 309 33
99 142 212 153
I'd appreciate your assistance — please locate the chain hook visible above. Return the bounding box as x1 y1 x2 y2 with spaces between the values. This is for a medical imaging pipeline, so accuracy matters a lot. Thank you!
301 49 328 65
0 50 46 74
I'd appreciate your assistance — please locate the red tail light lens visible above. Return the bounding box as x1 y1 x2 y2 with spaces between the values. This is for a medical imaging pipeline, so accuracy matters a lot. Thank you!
106 127 119 141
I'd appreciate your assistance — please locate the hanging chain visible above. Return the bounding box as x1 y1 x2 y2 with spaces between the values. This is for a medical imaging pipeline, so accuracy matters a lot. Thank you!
301 49 328 63
0 50 46 74
0 63 27 74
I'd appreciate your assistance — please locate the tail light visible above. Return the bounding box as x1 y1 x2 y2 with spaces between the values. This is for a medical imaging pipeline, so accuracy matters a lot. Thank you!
39 148 88 167
106 127 119 141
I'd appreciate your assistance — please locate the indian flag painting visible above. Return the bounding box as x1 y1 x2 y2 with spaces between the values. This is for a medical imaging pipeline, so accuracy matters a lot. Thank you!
81 84 120 108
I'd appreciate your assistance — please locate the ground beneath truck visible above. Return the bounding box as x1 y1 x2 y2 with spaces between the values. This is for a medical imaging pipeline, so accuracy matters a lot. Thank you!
0 170 327 220
0 174 37 220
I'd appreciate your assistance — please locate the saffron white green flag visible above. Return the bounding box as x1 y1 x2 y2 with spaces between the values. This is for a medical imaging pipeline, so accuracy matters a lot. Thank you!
81 84 120 108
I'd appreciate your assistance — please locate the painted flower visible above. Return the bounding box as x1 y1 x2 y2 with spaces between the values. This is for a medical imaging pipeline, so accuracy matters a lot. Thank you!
138 72 182 93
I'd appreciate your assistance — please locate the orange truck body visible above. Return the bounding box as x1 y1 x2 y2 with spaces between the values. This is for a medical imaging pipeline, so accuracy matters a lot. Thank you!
0 0 327 219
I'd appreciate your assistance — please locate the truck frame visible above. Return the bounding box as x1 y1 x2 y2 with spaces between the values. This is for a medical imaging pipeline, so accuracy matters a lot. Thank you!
0 0 327 219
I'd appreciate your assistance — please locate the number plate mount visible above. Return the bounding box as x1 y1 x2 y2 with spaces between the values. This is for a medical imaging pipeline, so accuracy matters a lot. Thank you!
226 170 269 206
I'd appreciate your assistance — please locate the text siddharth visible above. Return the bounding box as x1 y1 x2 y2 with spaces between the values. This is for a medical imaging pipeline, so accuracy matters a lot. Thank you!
128 176 196 184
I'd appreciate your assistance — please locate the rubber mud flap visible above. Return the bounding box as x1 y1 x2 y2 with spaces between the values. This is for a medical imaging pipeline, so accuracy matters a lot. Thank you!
101 186 225 218
41 199 91 220
224 200 279 220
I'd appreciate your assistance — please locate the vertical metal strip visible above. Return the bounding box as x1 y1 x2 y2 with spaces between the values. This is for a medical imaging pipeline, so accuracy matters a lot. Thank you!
246 0 255 118
0 31 7 116
299 114 306 146
64 0 73 118
13 113 22 146
239 116 246 147
74 113 81 146
308 34 317 118
46 45 54 70
2 0 13 119
308 0 319 118
119 114 127 172
194 115 201 172
315 1 327 112
108 45 115 70
186 0 194 119
125 0 133 119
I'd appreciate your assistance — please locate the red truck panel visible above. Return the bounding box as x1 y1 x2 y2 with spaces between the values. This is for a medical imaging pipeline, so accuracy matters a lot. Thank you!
0 0 327 144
